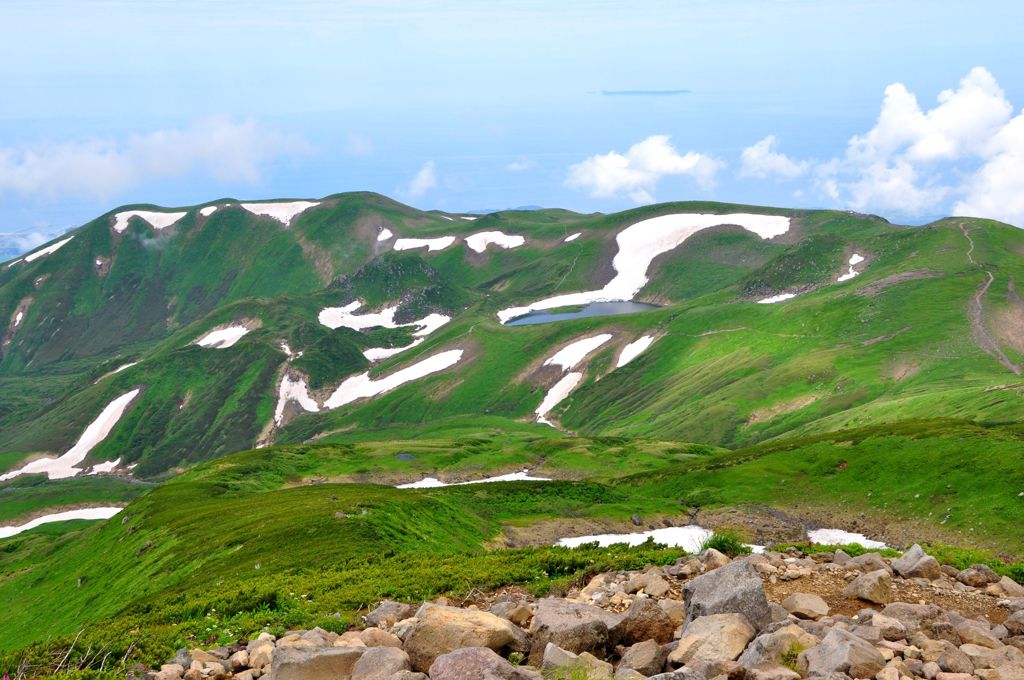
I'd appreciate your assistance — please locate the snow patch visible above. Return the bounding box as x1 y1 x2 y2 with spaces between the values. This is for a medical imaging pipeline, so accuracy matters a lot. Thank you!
807 528 887 549
535 372 582 425
465 231 526 253
377 227 394 241
616 336 654 368
196 325 251 349
564 232 582 243
323 349 463 409
459 216 478 221
24 235 75 263
393 236 456 252
558 525 714 552
757 293 797 304
319 302 450 361
14 311 23 327
0 507 123 539
498 213 790 323
88 458 121 475
838 253 865 282
544 334 613 371
0 389 140 481
441 215 454 221
112 210 187 233
274 375 320 425
199 205 218 217
397 469 551 489
240 201 319 226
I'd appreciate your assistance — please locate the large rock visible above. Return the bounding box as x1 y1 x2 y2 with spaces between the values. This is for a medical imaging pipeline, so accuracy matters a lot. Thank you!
683 559 771 631
404 603 529 672
997 577 1024 598
269 646 365 680
738 623 821 670
957 565 1001 587
781 593 829 620
668 613 756 665
892 545 942 580
619 639 670 676
1005 611 1024 636
921 640 974 674
610 597 676 645
801 628 886 678
365 600 418 628
529 598 622 664
881 603 942 635
846 553 890 573
542 643 613 680
351 646 411 680
844 569 893 604
428 647 535 680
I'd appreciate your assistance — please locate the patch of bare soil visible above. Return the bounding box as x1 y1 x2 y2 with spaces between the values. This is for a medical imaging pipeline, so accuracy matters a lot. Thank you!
855 270 943 297
746 394 821 425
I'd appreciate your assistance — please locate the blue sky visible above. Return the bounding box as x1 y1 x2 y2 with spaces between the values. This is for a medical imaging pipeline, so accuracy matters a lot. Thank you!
2 0 1024 254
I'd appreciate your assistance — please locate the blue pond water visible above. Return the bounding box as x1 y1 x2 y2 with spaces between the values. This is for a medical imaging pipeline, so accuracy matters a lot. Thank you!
505 301 660 326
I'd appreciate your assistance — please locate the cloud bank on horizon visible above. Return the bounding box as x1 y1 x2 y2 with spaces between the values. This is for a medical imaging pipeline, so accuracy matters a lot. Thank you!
566 67 1024 228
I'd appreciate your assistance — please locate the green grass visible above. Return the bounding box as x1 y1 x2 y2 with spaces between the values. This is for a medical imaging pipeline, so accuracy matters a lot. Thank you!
699 530 752 557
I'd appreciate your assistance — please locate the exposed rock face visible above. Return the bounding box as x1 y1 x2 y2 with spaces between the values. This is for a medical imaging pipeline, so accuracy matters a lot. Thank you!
892 544 943 580
270 646 365 680
610 597 677 645
683 560 771 631
428 646 535 680
619 638 669 676
528 598 621 663
801 628 886 678
781 592 829 620
669 613 756 665
844 568 893 604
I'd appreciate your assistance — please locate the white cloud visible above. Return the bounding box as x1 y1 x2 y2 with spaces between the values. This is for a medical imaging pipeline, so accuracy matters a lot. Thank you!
0 117 309 200
739 135 809 180
565 135 723 204
506 157 536 172
954 111 1024 225
406 160 438 198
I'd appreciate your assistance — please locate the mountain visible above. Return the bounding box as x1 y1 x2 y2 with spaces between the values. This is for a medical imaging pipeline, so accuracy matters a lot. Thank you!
2 193 1024 672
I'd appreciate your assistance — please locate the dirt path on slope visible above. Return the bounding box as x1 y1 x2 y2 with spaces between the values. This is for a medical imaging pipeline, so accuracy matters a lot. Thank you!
960 223 1021 375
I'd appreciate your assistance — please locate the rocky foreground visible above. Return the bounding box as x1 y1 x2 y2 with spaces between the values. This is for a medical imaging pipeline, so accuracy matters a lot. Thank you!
136 545 1024 680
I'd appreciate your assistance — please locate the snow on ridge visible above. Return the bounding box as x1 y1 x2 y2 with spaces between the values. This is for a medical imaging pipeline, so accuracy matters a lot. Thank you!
838 253 865 282
459 216 478 221
393 236 456 252
616 335 654 368
113 210 187 233
14 311 23 327
497 213 791 323
378 228 394 241
240 201 320 226
319 302 451 361
465 231 526 253
196 325 251 349
0 507 124 539
24 235 75 263
536 372 582 425
544 334 613 371
274 375 320 425
397 469 551 489
323 349 464 409
757 293 797 304
0 389 141 481
199 205 219 217
564 232 581 243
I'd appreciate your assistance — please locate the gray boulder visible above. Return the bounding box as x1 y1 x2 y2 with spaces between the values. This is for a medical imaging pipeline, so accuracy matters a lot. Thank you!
528 598 622 664
801 628 886 678
365 600 418 628
428 647 536 680
843 569 892 604
846 552 890 573
781 593 829 620
957 564 1001 587
351 646 411 680
619 639 670 676
892 544 943 580
610 597 676 645
404 603 529 672
270 646 365 680
683 559 771 631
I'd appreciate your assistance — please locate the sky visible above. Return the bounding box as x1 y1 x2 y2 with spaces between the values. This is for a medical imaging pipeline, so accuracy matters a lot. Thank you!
2 0 1024 255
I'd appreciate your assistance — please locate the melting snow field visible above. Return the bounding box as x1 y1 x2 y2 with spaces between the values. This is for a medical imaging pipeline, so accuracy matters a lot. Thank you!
113 210 187 233
393 236 456 252
323 349 463 409
536 372 582 425
757 293 797 304
397 469 551 489
274 375 320 425
807 528 887 549
0 507 123 539
558 526 714 552
838 254 865 282
24 235 75 263
196 325 251 349
498 213 790 323
378 228 394 241
0 389 140 481
616 336 654 368
545 334 613 371
88 458 121 475
465 231 526 253
564 232 582 243
318 302 450 361
14 311 23 327
240 201 319 226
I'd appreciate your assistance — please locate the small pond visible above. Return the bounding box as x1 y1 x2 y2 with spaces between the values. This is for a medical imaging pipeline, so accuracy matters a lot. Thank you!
506 301 660 326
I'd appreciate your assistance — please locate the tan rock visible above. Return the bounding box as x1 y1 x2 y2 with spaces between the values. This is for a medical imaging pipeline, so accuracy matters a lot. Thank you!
669 613 756 665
